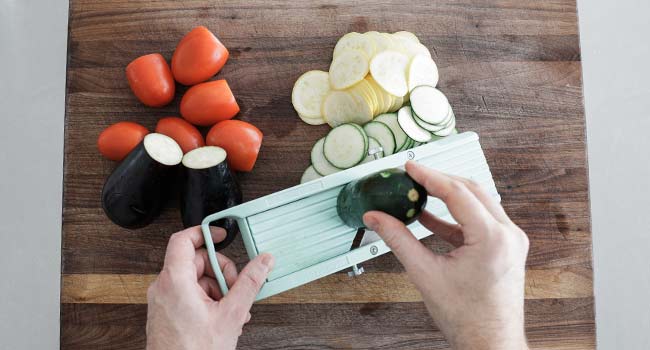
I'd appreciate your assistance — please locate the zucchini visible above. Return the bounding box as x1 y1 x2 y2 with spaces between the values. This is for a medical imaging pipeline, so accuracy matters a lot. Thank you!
397 106 432 142
323 123 368 168
361 137 385 164
337 168 428 229
311 137 341 176
300 165 322 183
181 146 242 250
101 133 183 229
409 85 449 124
363 121 396 155
374 113 408 151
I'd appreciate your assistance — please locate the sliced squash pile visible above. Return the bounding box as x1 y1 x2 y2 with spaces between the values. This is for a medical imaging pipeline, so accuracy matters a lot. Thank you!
293 31 459 183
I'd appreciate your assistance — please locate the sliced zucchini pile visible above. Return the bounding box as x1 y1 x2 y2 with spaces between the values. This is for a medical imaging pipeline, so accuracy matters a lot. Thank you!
291 31 440 127
294 31 461 184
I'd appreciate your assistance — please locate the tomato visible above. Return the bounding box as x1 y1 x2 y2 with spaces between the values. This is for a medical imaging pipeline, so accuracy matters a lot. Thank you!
206 120 263 172
126 53 175 108
98 122 149 161
154 117 205 154
172 26 229 85
180 80 240 126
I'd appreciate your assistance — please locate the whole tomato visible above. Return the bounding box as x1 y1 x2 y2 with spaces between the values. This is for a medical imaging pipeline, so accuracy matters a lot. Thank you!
126 53 175 108
180 80 240 126
172 26 229 85
206 120 263 172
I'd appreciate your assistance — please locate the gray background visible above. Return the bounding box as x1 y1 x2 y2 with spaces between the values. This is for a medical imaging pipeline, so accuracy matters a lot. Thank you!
1 0 648 348
0 0 68 348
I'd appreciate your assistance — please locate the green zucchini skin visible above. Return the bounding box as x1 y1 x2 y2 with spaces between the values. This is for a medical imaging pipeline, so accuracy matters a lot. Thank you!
336 168 428 229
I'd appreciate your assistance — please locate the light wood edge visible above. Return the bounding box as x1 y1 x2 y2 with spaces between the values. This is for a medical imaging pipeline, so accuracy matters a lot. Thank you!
62 267 592 304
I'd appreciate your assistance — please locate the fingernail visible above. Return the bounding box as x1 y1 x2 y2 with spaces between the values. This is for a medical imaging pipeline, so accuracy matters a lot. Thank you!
261 254 274 271
363 214 378 231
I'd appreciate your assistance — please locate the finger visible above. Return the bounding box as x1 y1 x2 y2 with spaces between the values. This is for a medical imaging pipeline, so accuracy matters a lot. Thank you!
198 276 223 300
163 226 226 271
447 175 510 224
222 253 274 322
245 312 252 324
363 211 439 272
193 249 238 287
418 210 464 247
405 161 498 241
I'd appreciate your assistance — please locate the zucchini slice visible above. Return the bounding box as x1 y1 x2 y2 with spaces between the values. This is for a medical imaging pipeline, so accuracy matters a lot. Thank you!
363 121 396 155
336 168 428 228
181 146 242 250
432 117 457 137
311 137 341 176
407 54 439 91
397 106 432 143
291 70 330 119
369 50 410 97
413 106 453 132
323 124 368 168
300 165 323 183
409 85 450 124
374 113 408 151
329 49 369 90
362 137 385 164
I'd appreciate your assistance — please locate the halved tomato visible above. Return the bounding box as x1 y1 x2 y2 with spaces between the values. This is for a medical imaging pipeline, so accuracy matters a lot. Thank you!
126 53 175 108
206 120 263 172
155 117 204 154
172 26 229 85
180 80 240 126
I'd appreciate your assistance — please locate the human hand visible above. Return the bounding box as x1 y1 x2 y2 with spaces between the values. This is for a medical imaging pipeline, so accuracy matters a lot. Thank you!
146 226 274 350
363 161 530 350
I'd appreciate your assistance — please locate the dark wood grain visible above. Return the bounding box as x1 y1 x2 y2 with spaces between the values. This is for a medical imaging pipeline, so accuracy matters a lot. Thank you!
62 0 593 348
62 298 595 350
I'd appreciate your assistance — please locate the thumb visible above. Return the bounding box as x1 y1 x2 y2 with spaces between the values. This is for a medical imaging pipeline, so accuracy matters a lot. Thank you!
221 253 274 323
363 211 437 273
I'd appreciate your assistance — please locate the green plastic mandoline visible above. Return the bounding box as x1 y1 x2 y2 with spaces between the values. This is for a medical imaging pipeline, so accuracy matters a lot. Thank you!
201 132 500 301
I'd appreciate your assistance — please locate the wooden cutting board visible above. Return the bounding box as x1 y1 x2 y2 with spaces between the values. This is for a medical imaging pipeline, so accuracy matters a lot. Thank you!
61 1 594 348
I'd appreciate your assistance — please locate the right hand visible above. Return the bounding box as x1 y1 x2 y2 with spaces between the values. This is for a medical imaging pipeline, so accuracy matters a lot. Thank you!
363 161 530 350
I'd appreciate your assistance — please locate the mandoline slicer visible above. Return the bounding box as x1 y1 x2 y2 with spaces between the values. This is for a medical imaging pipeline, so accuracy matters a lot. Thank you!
201 131 500 301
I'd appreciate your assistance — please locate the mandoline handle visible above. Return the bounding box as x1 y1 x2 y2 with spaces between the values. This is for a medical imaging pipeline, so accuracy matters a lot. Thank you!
201 209 244 297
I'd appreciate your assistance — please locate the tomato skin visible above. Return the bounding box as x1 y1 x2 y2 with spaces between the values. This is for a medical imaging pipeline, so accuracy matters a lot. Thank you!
126 53 175 108
154 117 205 154
172 26 229 86
206 120 263 172
98 122 149 161
180 80 240 126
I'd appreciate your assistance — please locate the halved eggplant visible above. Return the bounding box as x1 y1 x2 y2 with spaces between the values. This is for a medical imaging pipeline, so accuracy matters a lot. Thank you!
101 133 183 229
337 168 428 229
181 146 242 250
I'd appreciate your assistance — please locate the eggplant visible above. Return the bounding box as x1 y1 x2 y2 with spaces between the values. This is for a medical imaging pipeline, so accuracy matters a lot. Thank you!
101 133 183 229
337 168 428 229
181 146 242 250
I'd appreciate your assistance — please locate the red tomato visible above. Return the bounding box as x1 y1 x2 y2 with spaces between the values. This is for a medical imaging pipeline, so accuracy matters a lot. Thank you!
206 120 263 172
98 122 149 161
180 80 240 126
172 26 229 85
126 53 175 108
154 117 205 154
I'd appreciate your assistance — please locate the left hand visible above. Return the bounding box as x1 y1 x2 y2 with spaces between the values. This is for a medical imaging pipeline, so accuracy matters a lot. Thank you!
146 226 274 350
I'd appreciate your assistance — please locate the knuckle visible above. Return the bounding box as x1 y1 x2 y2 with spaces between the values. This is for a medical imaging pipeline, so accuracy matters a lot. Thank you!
240 270 263 291
146 281 158 301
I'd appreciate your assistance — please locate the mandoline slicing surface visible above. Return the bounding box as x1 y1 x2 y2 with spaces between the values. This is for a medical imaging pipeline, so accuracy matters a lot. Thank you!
248 137 496 281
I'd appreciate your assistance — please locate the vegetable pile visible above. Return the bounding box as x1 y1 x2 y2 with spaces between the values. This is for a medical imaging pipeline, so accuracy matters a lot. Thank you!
97 26 261 242
292 31 458 183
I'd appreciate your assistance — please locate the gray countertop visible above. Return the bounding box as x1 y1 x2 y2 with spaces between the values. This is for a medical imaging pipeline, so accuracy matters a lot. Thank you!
1 0 649 348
